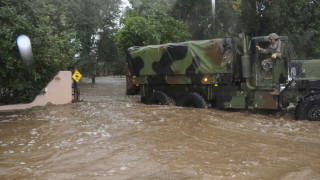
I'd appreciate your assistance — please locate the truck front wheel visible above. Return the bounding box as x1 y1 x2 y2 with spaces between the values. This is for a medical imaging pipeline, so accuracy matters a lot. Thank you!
145 90 170 105
296 94 320 121
176 92 206 108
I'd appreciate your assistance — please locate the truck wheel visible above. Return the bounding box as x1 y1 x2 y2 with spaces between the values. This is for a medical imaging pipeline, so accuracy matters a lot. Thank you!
296 94 320 121
176 92 206 108
146 90 170 105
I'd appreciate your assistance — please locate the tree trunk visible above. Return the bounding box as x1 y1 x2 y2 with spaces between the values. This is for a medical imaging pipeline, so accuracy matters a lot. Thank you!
92 76 95 83
92 59 96 83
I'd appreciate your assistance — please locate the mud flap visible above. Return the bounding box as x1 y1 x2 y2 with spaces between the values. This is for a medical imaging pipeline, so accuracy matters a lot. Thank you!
216 95 246 109
253 91 278 109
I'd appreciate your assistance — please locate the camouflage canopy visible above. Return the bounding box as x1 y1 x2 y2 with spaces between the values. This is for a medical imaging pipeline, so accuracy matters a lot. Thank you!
126 39 238 77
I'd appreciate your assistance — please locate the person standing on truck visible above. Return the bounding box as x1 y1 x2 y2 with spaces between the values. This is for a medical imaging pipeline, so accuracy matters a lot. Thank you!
256 33 282 80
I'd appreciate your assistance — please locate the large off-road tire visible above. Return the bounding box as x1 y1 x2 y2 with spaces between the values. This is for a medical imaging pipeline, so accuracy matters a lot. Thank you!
145 90 170 105
296 94 320 121
176 92 206 108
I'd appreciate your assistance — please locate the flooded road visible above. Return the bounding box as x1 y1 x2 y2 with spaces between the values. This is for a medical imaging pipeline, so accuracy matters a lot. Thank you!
1 77 320 179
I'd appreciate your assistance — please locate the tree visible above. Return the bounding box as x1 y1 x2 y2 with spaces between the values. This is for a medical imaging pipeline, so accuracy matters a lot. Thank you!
97 29 124 76
264 0 320 58
67 0 122 83
170 0 212 40
236 0 262 36
170 0 320 58
115 1 191 53
170 0 241 39
96 0 123 76
213 0 241 38
0 0 76 104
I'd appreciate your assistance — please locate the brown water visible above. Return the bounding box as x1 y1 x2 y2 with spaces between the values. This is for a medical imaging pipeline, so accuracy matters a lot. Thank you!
0 77 319 179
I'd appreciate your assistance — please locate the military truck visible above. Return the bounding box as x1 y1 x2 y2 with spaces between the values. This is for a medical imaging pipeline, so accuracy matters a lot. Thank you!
126 34 320 120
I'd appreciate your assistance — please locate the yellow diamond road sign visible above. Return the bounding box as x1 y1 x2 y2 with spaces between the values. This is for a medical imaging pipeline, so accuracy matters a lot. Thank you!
72 70 82 82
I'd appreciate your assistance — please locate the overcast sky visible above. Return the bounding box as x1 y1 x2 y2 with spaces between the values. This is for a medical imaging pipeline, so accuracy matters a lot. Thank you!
121 0 131 10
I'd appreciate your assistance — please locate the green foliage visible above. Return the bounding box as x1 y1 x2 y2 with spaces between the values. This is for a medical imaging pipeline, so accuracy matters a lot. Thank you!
170 0 240 39
128 0 174 16
0 0 77 104
170 0 210 39
115 16 155 53
115 2 191 53
96 31 123 76
67 0 122 80
212 0 241 38
237 0 262 36
264 0 320 58
236 0 320 58
169 0 320 58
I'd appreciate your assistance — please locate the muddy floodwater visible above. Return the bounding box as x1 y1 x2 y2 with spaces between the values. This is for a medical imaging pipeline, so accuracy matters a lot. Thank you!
0 77 319 179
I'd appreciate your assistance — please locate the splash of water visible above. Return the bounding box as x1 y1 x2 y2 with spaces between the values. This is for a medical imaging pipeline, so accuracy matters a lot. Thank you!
211 0 216 26
211 0 216 17
17 35 33 65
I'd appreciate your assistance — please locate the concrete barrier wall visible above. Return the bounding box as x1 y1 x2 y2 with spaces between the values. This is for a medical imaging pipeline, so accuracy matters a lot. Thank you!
0 71 72 111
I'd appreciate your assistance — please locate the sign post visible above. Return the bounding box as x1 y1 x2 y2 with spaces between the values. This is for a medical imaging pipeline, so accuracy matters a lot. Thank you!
72 70 82 102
